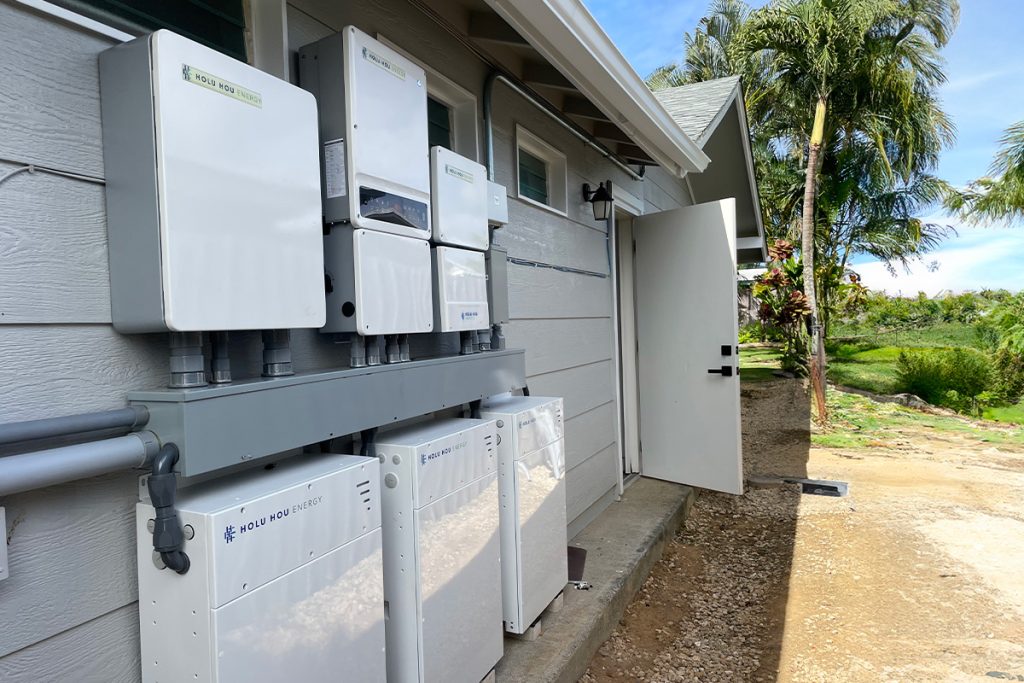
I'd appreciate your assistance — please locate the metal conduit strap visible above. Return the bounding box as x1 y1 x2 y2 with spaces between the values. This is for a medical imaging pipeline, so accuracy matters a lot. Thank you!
0 406 150 446
0 431 160 497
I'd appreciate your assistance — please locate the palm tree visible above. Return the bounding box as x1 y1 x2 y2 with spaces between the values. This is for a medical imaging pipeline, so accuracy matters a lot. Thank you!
739 0 958 420
949 121 1024 225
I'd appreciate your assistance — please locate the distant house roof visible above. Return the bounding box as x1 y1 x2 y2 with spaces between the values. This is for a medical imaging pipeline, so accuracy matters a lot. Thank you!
654 76 767 263
653 76 742 146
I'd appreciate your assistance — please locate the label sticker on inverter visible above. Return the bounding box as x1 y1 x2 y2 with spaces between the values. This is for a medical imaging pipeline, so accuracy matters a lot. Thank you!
181 64 262 108
324 140 347 198
445 164 474 184
361 46 406 80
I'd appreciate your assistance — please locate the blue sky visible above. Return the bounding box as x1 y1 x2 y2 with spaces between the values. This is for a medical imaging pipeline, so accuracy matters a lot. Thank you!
584 0 1024 294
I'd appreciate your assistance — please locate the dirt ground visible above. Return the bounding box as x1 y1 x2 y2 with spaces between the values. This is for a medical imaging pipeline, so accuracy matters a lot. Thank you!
583 377 1024 682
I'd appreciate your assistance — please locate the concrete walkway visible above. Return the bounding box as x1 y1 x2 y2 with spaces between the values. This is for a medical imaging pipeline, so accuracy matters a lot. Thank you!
496 477 694 683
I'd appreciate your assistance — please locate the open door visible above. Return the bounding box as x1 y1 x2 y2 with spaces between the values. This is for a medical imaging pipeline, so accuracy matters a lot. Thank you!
633 199 742 494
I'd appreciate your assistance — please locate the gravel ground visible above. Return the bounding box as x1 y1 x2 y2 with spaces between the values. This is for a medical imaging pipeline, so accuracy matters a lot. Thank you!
582 377 1024 682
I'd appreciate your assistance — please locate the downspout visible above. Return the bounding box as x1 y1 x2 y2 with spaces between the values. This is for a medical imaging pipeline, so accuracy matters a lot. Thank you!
606 181 626 498
483 71 642 183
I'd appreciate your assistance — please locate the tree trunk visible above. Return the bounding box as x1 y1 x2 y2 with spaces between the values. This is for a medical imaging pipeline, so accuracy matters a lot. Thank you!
804 97 828 423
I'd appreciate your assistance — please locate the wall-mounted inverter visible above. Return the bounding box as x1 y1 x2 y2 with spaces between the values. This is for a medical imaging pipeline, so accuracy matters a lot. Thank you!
136 454 386 682
432 246 490 333
99 30 325 333
323 227 433 335
430 146 489 250
299 27 431 241
375 419 503 682
479 396 568 635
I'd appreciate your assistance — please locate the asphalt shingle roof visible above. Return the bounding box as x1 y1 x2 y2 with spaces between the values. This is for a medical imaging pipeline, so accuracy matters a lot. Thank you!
653 76 741 147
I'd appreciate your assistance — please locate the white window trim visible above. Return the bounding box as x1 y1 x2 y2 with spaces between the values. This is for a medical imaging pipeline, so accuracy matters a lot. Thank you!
515 124 568 217
376 33 480 161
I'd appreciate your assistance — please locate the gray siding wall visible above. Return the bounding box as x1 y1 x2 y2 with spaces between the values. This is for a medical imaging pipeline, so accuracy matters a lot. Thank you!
0 0 691 675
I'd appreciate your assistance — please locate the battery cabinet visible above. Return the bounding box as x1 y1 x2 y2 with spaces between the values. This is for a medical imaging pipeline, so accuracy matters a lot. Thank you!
299 27 431 241
136 454 386 682
479 395 568 634
99 30 325 333
432 246 490 333
375 418 503 682
323 227 433 335
430 146 489 251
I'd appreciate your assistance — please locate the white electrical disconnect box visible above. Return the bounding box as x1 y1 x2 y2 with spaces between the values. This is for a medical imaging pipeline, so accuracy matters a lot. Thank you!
375 419 503 682
99 30 325 333
432 246 490 333
480 396 568 634
430 146 489 250
487 181 509 226
137 455 386 682
322 227 433 335
299 28 431 241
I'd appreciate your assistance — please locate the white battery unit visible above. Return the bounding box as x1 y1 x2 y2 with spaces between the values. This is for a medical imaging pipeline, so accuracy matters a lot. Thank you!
137 455 386 682
375 419 503 682
99 30 325 333
479 396 568 635
300 27 431 241
430 147 489 250
432 246 490 333
322 227 433 335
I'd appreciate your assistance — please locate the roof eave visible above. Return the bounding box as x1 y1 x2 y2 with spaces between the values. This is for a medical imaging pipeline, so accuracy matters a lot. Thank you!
729 87 767 262
482 0 710 177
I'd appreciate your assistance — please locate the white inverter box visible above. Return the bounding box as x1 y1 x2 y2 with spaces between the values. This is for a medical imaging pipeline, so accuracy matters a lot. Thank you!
430 146 489 250
99 30 325 332
299 27 431 240
136 455 386 682
375 419 503 682
480 395 568 634
432 246 490 333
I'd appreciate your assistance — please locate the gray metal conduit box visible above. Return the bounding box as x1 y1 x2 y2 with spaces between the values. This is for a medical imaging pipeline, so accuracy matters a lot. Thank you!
128 350 527 478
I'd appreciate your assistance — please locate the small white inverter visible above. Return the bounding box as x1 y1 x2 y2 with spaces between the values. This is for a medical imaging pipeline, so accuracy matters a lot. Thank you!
430 146 489 251
374 419 503 682
480 395 568 634
432 246 490 333
136 455 386 682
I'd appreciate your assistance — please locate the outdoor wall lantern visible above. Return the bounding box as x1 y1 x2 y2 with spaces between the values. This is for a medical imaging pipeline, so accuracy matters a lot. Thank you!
582 182 613 221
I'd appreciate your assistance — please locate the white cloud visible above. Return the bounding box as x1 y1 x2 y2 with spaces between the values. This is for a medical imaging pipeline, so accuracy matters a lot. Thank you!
851 226 1024 295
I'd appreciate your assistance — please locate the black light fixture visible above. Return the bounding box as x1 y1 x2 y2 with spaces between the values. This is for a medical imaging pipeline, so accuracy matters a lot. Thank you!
582 182 613 221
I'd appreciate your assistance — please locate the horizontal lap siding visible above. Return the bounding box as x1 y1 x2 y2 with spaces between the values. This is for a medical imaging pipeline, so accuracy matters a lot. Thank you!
0 0 690 673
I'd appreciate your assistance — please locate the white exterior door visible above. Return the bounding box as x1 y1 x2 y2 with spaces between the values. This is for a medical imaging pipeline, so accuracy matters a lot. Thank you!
633 199 743 494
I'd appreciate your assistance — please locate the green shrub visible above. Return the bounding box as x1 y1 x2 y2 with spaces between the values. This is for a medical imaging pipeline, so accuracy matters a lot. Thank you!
896 348 994 413
994 348 1024 401
738 322 783 344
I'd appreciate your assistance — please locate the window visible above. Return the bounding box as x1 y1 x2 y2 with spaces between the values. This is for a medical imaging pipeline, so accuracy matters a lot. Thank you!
515 125 567 214
518 148 548 205
57 0 247 60
428 97 454 151
377 34 479 159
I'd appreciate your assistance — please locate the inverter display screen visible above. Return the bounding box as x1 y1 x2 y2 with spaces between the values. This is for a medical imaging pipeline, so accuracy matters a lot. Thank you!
359 187 429 233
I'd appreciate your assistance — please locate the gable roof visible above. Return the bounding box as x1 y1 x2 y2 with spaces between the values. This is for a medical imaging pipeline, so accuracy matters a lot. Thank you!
653 76 742 146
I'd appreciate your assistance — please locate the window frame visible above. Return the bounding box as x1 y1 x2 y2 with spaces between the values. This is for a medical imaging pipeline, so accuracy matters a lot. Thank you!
515 124 568 216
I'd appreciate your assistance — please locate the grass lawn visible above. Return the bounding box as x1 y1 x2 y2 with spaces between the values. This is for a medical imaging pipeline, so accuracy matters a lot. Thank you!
827 322 989 397
739 345 783 382
814 388 1024 448
984 402 1024 425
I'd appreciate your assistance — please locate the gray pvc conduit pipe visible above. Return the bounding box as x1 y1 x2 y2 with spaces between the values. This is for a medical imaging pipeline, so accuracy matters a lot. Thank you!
483 71 642 183
0 406 149 446
0 431 159 497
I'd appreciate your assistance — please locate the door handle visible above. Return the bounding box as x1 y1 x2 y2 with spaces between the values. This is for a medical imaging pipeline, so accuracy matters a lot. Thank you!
707 365 734 377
